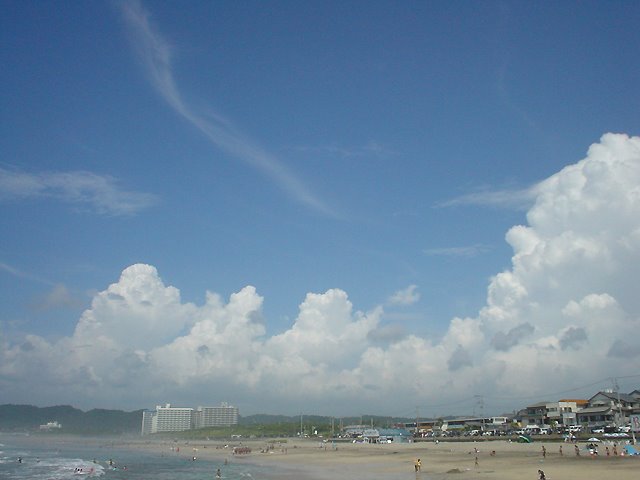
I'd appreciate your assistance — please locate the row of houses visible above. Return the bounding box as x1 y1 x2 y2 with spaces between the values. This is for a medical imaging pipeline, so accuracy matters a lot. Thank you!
141 402 239 435
404 389 640 435
519 390 640 430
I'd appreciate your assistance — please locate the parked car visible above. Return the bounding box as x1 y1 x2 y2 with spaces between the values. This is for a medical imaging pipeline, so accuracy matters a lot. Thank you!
604 432 629 438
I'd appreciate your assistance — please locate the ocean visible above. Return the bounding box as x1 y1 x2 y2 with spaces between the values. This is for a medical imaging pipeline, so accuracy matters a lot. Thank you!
0 434 264 480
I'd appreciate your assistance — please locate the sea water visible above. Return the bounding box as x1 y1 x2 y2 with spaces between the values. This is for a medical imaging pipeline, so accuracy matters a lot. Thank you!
0 435 262 480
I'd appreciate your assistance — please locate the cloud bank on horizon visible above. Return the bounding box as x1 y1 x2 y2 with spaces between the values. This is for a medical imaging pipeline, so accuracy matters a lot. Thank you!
1 133 639 415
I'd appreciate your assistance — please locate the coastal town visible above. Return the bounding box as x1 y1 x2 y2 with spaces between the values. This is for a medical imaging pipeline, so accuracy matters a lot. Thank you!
406 388 640 441
2 388 638 480
136 388 639 445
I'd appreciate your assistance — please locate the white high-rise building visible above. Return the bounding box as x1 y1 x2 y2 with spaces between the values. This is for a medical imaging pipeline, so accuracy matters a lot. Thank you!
195 402 239 428
155 404 194 432
141 402 238 435
141 410 155 436
140 404 194 435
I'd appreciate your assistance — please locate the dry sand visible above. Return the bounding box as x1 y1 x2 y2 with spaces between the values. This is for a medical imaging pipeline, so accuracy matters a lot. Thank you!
131 437 640 480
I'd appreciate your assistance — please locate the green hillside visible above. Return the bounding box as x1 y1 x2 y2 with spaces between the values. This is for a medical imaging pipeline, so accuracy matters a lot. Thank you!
0 404 142 435
0 404 413 437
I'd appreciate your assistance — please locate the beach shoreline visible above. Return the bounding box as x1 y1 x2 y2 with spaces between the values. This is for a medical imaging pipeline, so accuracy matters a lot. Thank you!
6 433 637 480
112 436 639 480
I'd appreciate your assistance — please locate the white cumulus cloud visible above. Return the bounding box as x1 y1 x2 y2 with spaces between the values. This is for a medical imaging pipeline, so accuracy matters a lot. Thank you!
1 133 639 414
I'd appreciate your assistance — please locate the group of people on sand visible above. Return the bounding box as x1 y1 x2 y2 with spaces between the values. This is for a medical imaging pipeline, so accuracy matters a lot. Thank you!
412 441 629 479
232 446 251 455
540 442 624 459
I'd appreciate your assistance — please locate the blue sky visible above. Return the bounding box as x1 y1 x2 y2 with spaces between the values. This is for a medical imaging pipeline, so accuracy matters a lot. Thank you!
1 1 639 416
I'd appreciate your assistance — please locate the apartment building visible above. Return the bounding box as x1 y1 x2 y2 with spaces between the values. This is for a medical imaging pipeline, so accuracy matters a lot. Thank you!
140 404 194 435
141 409 155 435
155 404 194 432
141 402 239 435
195 402 239 428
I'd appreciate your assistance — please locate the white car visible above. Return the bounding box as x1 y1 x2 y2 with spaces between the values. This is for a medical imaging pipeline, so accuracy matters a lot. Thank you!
604 432 629 438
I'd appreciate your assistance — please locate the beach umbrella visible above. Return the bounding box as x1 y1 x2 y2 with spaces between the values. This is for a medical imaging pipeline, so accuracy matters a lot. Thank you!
587 437 600 442
517 435 533 443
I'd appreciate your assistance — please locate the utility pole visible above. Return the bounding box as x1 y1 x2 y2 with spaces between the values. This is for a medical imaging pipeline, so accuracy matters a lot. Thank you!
415 407 420 436
613 378 623 428
300 414 303 437
475 395 485 432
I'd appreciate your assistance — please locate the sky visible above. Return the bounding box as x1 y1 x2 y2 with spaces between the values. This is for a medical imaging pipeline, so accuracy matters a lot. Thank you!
1 0 639 418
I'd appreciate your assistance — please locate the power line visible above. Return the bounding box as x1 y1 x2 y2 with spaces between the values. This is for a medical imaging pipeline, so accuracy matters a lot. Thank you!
485 374 640 402
397 374 640 417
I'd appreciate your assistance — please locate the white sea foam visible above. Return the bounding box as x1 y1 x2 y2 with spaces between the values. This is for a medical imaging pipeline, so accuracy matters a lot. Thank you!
5 455 105 479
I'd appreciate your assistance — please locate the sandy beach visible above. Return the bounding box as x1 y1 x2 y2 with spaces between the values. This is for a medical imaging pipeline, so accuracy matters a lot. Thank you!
127 437 639 480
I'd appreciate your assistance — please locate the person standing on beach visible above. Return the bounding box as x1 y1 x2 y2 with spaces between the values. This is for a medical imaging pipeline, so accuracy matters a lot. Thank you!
559 445 563 456
541 445 546 458
575 444 580 456
414 458 421 472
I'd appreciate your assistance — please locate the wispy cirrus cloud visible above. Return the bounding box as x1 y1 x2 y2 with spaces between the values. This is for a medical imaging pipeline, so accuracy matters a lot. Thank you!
436 185 539 210
0 261 54 285
424 244 490 258
120 0 333 216
289 141 397 159
388 284 420 306
0 168 158 216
